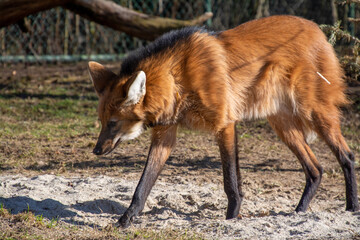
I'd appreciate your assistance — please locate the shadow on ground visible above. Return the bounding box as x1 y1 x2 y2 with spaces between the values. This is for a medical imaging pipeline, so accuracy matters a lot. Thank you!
0 196 126 228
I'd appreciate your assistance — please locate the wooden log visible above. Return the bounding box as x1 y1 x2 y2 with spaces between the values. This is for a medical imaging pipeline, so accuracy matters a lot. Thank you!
0 0 69 29
65 0 212 40
348 17 360 22
0 0 213 40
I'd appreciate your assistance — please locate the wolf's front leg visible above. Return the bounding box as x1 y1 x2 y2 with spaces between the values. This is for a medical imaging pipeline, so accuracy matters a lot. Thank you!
216 123 242 219
116 125 177 228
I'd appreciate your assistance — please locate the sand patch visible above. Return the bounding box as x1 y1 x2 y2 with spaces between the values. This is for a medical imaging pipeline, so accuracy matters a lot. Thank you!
1 174 359 239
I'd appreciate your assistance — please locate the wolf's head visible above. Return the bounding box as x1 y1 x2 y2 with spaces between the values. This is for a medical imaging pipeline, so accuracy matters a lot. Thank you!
88 61 146 155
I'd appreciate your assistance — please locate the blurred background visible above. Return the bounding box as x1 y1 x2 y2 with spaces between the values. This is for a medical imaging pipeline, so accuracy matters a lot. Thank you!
0 0 357 63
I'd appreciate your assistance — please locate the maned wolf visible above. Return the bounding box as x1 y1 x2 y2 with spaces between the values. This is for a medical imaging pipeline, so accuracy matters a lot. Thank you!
88 15 359 227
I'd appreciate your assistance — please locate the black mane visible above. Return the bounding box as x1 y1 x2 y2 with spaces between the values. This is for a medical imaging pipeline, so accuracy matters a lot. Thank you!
119 26 208 76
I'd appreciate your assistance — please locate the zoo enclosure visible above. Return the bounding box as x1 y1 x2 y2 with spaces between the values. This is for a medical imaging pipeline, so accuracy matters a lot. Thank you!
0 0 357 63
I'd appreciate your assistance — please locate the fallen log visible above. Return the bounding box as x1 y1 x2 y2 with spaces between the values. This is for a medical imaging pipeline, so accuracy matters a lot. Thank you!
0 0 213 40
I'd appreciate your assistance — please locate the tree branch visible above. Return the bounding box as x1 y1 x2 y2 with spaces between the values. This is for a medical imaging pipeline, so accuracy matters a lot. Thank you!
348 17 360 22
0 0 70 28
336 0 360 5
0 0 213 40
65 0 213 40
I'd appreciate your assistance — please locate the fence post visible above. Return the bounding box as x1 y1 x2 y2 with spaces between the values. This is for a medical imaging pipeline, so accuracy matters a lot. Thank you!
349 3 355 36
64 10 69 55
0 29 4 55
206 0 212 27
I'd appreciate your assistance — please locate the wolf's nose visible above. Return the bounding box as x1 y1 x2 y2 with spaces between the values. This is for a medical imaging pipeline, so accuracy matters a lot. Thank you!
93 146 102 155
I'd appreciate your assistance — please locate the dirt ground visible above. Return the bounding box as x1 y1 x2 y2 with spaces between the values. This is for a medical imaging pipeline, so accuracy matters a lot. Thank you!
0 63 360 239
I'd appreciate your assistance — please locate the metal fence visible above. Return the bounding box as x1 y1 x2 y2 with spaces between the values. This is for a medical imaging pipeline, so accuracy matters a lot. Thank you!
0 0 340 63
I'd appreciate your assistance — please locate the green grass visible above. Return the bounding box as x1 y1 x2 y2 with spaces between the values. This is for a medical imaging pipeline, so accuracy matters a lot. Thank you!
0 97 97 121
0 203 9 217
0 97 97 139
239 133 252 139
46 218 59 229
0 73 101 173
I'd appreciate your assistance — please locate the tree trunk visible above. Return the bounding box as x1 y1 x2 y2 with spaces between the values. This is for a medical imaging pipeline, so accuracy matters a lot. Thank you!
331 0 338 24
0 0 213 41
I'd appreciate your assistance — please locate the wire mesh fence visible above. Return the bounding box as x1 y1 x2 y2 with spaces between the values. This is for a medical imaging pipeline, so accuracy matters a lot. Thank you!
0 0 347 63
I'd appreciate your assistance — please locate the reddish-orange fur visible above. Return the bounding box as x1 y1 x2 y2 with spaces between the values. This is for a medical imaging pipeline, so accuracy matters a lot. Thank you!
96 16 349 142
89 15 358 227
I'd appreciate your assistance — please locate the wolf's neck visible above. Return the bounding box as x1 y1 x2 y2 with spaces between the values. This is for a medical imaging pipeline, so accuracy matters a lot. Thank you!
139 52 185 127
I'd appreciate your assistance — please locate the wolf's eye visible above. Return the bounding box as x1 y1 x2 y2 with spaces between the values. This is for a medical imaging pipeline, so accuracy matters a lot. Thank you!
107 121 117 128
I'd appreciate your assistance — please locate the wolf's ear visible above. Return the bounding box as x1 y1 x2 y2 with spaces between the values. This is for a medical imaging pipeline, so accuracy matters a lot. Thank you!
88 61 117 96
124 71 146 106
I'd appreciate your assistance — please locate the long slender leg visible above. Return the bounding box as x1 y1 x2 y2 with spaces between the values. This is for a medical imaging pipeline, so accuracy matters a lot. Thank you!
234 124 244 202
268 114 323 212
117 125 177 227
313 111 359 211
217 123 242 219
291 144 323 212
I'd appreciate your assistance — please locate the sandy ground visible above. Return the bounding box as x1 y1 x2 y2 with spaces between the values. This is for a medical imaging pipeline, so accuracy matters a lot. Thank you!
1 174 359 239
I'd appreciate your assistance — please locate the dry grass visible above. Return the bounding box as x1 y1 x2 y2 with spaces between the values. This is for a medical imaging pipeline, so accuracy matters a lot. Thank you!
0 203 204 240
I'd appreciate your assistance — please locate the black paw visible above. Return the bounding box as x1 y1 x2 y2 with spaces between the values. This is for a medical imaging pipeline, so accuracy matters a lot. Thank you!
113 213 134 228
346 203 359 212
295 205 308 212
